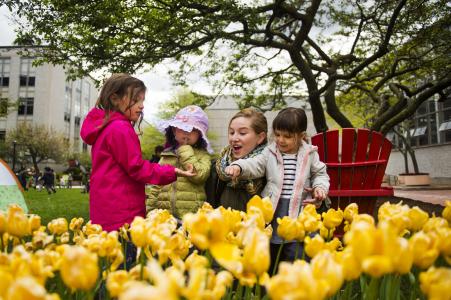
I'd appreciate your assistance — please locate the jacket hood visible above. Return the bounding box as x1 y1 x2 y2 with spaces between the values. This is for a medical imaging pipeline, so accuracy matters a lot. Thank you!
80 108 128 145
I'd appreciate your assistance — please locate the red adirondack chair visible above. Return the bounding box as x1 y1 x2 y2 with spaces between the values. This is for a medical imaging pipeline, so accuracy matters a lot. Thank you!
311 128 394 216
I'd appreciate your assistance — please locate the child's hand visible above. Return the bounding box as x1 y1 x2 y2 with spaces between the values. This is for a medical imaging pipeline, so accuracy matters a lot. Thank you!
225 165 241 179
303 187 327 204
175 164 197 177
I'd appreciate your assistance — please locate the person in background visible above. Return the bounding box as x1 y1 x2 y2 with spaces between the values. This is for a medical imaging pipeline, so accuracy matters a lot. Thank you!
42 167 57 194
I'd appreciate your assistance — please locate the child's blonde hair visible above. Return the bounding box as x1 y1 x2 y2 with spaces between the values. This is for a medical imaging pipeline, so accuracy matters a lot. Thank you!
229 107 268 144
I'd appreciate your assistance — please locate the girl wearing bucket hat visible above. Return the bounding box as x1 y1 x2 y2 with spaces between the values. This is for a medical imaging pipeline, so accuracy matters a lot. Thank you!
146 105 212 219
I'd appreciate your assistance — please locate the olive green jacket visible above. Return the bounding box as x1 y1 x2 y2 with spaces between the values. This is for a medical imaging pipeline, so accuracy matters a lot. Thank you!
146 145 211 219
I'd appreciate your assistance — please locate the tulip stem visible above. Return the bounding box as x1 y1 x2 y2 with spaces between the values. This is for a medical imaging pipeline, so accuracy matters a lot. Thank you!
272 242 284 276
294 242 300 260
364 277 380 300
139 248 145 280
255 281 261 299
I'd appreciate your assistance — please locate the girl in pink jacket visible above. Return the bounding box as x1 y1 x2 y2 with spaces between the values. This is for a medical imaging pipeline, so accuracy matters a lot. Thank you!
80 74 195 233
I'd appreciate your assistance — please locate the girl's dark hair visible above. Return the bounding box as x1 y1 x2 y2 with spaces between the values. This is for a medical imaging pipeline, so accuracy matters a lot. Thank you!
273 107 307 134
96 73 146 128
165 127 207 150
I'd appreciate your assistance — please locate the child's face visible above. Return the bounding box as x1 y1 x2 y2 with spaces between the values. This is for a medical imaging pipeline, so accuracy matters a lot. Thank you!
228 116 266 159
274 130 304 154
173 127 201 146
119 92 145 122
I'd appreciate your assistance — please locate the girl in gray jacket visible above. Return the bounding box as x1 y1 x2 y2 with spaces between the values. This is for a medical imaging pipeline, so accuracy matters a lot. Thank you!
225 107 330 268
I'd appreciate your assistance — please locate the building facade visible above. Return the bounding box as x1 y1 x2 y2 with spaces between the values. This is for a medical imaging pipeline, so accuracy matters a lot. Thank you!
0 46 98 156
385 97 451 184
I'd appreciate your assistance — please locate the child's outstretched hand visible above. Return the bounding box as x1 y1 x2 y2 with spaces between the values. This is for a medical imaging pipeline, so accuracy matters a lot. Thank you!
225 165 241 179
302 187 327 205
175 164 197 177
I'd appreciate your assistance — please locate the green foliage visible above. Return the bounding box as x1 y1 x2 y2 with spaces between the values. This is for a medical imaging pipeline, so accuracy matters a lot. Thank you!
140 124 165 160
5 0 450 132
157 89 213 119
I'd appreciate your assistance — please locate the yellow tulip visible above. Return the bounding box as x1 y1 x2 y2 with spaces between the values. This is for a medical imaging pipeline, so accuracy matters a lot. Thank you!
0 211 6 234
423 217 449 233
319 223 335 240
442 200 451 224
6 276 48 300
304 234 325 258
325 237 342 252
311 251 344 297
82 221 103 236
60 245 99 291
242 228 270 276
210 242 243 275
432 227 451 257
32 231 54 249
298 205 321 233
344 220 376 262
392 237 413 274
47 218 68 236
265 260 327 300
69 217 84 232
183 210 228 250
335 248 361 280
322 208 344 229
130 217 148 248
185 251 209 270
277 216 305 241
119 281 173 300
343 203 358 222
409 231 439 269
6 204 30 238
107 270 131 298
247 195 274 224
0 268 13 298
28 215 41 233
406 206 429 232
218 207 243 233
419 267 451 300
362 255 393 278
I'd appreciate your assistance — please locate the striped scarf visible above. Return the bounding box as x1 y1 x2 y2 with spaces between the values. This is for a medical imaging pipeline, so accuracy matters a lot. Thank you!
216 143 267 195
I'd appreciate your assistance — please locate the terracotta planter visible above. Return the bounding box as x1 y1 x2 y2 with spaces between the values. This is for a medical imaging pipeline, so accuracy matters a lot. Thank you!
398 173 430 186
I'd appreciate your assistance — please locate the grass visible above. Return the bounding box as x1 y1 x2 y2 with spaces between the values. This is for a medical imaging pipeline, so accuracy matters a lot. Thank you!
23 188 90 225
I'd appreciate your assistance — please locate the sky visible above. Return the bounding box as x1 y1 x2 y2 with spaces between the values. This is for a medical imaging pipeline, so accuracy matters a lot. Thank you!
0 5 215 123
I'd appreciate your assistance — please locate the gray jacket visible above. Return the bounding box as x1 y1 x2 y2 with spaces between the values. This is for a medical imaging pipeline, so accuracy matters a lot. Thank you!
231 142 330 219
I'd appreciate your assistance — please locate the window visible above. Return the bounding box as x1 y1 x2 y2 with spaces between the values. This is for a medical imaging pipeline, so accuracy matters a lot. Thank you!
0 98 8 115
0 130 5 142
19 75 35 87
0 58 10 87
19 58 36 87
18 98 34 115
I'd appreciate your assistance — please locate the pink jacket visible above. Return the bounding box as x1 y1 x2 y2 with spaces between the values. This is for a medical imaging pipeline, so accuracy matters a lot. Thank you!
80 108 176 231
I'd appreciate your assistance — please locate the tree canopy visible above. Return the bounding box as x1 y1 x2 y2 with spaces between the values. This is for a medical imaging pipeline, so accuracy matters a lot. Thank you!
5 0 451 133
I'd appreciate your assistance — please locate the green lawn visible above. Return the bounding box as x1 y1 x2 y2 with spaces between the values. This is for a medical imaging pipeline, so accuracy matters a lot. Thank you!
24 188 90 225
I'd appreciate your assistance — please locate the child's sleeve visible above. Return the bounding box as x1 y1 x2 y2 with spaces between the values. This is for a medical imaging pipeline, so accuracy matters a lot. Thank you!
230 147 269 179
146 184 162 213
310 151 330 192
177 145 211 185
109 125 176 185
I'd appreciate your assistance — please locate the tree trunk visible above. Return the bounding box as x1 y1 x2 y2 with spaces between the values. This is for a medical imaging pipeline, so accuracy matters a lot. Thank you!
408 148 420 174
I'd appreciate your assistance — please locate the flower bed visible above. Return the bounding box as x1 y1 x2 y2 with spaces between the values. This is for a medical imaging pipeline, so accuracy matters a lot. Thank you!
0 196 450 299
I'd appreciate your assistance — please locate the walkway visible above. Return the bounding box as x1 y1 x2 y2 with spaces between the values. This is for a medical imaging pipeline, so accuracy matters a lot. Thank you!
393 185 451 206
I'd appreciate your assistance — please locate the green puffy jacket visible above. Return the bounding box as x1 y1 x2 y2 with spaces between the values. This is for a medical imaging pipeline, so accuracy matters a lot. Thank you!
146 145 211 219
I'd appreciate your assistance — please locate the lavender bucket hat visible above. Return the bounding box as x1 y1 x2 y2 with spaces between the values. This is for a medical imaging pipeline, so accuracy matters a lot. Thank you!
157 105 213 154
